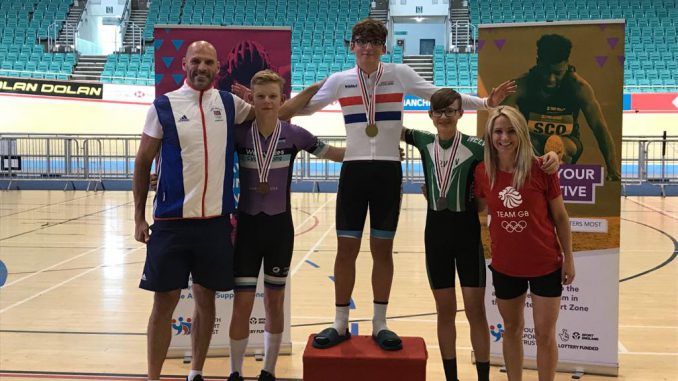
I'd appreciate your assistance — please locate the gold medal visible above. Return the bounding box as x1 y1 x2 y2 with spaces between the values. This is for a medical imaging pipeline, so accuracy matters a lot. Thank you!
256 182 270 194
357 64 384 140
365 123 378 137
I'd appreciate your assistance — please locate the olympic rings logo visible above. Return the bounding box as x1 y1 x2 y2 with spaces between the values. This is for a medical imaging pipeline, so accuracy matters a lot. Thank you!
501 220 527 233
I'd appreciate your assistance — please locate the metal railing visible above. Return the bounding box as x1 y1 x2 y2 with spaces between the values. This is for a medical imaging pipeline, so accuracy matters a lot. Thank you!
1 133 677 191
119 21 144 53
76 1 89 51
120 0 132 25
621 135 678 179
0 134 141 190
48 20 78 51
119 0 142 53
450 21 477 52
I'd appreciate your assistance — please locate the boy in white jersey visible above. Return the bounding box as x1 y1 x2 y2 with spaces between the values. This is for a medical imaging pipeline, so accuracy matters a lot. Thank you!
299 19 516 351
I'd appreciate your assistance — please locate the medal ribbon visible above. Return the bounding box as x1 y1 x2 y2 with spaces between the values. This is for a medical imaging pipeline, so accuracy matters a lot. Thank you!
251 119 282 184
356 63 384 128
433 131 461 198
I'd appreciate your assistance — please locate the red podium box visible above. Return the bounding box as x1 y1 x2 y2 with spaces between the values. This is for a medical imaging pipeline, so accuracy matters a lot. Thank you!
303 335 428 381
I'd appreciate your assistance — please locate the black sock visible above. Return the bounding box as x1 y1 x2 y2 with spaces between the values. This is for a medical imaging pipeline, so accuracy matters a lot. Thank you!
476 361 490 381
443 357 458 381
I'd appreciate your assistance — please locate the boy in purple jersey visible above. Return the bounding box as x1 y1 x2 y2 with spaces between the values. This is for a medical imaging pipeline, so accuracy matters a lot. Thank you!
226 70 344 381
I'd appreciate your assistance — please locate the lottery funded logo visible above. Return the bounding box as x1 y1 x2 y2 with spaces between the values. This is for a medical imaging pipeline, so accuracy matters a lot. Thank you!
557 327 601 352
559 329 570 342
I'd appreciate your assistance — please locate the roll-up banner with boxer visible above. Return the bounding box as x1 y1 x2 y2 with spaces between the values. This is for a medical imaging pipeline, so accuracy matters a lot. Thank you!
477 20 623 376
153 25 292 359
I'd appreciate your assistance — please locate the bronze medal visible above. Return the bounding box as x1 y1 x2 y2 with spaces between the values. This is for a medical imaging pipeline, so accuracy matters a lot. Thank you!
433 132 461 211
256 182 270 194
365 123 378 137
251 120 281 196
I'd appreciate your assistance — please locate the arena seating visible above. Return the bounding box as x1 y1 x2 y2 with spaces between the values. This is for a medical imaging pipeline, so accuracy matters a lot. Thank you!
144 0 180 42
101 48 155 85
433 47 477 92
132 0 677 91
0 0 76 80
1 0 675 92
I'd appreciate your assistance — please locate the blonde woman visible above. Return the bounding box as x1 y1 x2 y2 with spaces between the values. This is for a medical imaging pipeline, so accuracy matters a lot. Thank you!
473 106 575 381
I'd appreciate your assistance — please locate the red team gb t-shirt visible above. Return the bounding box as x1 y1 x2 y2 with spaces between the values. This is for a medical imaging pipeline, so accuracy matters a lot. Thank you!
474 160 563 277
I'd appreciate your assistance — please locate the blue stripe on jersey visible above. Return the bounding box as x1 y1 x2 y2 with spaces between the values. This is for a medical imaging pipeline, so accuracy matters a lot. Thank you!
343 111 403 125
154 95 185 218
219 91 236 215
376 111 403 121
343 113 367 124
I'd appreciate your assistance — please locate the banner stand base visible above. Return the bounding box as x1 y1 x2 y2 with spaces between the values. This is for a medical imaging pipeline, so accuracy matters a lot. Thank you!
489 354 619 377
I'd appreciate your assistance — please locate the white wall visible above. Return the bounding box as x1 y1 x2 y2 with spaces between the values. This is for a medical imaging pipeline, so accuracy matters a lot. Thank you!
87 0 128 16
77 0 127 54
393 22 446 55
0 95 149 135
77 14 101 54
390 0 450 16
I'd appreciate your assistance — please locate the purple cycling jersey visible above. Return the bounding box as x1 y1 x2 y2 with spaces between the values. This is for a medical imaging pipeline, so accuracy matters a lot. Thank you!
234 120 327 215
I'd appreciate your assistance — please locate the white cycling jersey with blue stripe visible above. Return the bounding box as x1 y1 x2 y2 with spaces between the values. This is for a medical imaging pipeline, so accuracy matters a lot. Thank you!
300 63 488 162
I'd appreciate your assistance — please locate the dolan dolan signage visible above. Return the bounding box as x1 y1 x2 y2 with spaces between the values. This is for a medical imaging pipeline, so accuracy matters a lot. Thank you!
0 76 103 99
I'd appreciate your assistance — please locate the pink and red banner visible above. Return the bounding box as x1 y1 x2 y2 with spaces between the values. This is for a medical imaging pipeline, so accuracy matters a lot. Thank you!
158 25 294 359
153 26 292 97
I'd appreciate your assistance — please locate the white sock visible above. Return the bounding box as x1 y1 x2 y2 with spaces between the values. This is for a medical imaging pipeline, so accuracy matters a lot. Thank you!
331 304 350 334
372 301 389 335
263 331 282 375
229 337 249 375
187 370 202 381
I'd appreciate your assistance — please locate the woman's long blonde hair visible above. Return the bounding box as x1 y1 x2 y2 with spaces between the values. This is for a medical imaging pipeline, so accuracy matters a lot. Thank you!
483 106 535 189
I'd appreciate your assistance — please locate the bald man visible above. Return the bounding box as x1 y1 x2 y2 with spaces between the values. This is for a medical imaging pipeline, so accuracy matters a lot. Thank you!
133 41 320 381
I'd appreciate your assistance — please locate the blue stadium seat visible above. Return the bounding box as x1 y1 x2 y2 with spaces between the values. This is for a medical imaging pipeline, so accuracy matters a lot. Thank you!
303 71 316 85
